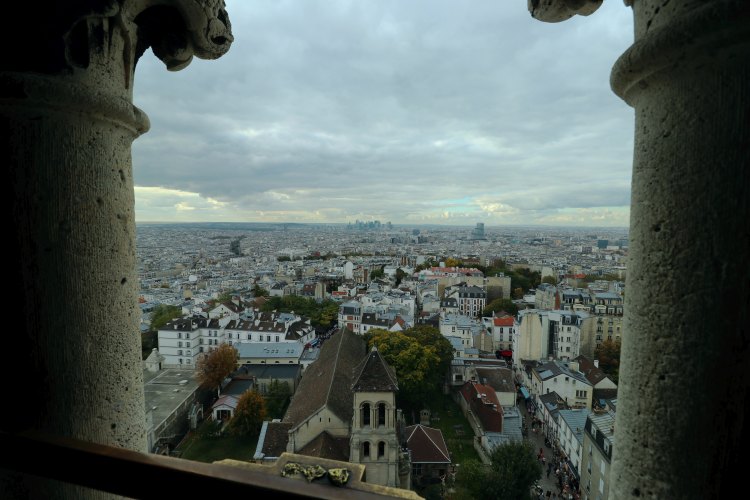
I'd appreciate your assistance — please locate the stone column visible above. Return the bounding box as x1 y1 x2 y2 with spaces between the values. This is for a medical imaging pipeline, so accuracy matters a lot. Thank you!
610 1 749 498
0 1 231 498
530 0 749 498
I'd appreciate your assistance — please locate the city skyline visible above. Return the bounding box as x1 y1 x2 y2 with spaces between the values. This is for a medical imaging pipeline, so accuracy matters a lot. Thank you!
132 0 634 227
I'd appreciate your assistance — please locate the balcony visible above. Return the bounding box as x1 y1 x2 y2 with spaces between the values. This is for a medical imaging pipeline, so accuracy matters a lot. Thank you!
0 431 417 499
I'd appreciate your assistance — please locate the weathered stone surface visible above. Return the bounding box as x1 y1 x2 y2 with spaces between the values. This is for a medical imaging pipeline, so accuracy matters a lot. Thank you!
1 1 231 498
527 0 604 22
610 1 750 498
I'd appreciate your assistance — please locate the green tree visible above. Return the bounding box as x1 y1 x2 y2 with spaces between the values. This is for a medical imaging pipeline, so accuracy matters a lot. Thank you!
483 298 518 317
366 326 451 411
251 284 269 297
394 268 408 287
414 259 437 272
512 287 524 299
149 304 182 331
370 266 385 280
228 389 266 437
261 296 339 328
458 441 542 500
444 257 463 268
265 380 292 419
404 325 453 376
542 275 558 285
595 339 621 384
195 344 238 392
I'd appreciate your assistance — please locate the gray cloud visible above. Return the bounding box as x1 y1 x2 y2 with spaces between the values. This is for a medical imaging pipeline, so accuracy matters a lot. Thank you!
132 0 634 226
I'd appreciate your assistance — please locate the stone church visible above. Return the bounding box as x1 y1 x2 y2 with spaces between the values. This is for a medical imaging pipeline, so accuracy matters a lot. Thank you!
258 329 407 488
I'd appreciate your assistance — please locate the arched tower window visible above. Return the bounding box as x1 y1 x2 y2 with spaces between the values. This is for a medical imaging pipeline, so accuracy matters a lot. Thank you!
378 441 386 459
378 403 386 426
361 403 371 427
362 441 370 458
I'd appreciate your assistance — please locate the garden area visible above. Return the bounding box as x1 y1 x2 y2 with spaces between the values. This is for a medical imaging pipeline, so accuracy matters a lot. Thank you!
418 392 480 466
175 419 258 463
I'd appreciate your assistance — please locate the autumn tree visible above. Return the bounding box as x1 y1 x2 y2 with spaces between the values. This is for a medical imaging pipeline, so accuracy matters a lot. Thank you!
444 257 463 268
458 441 542 500
196 344 238 393
595 339 622 384
228 389 266 437
483 298 518 316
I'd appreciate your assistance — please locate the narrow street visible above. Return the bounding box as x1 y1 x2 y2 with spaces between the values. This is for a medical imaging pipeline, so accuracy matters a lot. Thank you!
519 401 579 499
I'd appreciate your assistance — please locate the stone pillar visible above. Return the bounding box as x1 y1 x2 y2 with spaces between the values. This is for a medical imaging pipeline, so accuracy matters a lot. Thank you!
0 1 231 498
530 0 749 497
610 1 749 498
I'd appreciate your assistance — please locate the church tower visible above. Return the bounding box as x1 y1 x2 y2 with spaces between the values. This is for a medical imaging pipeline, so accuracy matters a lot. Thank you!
349 346 401 487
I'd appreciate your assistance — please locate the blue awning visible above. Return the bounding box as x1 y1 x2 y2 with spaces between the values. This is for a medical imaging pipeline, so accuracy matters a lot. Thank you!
519 387 530 399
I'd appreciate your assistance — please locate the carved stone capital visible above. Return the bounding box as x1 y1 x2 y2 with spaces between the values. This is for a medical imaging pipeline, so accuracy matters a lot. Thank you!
2 1 232 95
528 0 604 22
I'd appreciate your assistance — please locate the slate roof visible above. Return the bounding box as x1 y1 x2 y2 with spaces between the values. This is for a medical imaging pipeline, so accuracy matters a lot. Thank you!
534 360 591 386
351 346 398 392
296 431 350 462
476 367 515 394
237 343 303 359
558 409 590 446
221 378 254 397
258 421 292 458
405 425 451 464
283 329 365 428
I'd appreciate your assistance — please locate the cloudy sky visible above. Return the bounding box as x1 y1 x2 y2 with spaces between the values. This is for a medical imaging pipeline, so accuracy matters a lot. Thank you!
132 0 634 227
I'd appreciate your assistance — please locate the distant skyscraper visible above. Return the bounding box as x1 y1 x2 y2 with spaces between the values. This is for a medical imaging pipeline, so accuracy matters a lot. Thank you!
470 222 486 241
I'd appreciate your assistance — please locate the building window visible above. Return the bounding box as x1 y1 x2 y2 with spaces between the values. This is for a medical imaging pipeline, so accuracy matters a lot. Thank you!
186 359 191 365
178 332 182 339
362 403 371 427
247 334 251 340
275 336 279 342
378 441 385 459
362 442 370 458
186 342 190 348
378 403 386 426
178 341 183 348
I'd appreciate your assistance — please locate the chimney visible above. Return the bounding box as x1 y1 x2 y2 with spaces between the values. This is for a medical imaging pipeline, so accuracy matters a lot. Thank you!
570 361 579 373
594 359 599 368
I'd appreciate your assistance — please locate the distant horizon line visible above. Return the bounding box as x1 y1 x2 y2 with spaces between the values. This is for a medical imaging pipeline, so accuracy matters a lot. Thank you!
135 220 629 230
